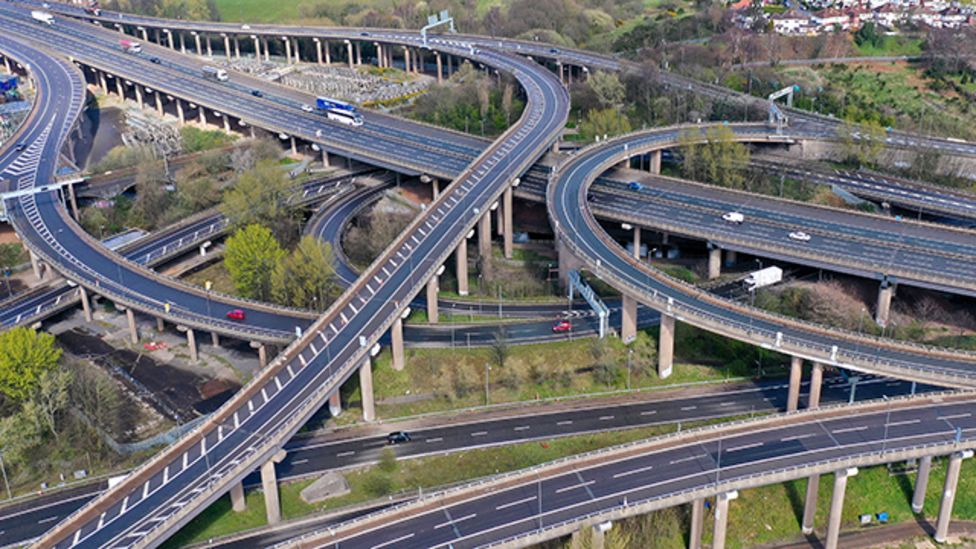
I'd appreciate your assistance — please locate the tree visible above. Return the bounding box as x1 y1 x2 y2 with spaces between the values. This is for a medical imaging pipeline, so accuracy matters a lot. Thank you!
489 326 510 370
587 71 626 109
579 108 632 141
837 119 885 167
271 236 339 311
0 243 22 295
0 327 62 403
128 160 172 229
221 160 300 245
224 225 284 301
26 368 73 439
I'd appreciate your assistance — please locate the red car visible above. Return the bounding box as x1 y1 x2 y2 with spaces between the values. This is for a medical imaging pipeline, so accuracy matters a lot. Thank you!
226 309 246 321
552 320 572 333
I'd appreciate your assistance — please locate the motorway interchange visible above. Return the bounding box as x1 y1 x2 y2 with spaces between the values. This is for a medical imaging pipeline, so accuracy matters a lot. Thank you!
1 1 976 548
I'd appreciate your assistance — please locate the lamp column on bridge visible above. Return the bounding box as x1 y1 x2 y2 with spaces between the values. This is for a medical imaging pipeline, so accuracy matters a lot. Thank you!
935 450 974 542
801 362 825 535
711 490 739 549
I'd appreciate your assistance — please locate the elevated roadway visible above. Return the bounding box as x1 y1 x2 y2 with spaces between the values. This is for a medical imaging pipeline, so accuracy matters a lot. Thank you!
33 11 572 546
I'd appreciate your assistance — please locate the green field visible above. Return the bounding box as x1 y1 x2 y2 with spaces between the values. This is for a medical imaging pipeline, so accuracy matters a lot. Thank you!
214 0 306 23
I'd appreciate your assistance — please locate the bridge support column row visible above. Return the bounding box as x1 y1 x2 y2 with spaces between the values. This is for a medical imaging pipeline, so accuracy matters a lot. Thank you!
658 313 674 379
712 491 738 549
427 276 439 324
456 237 469 296
912 455 932 513
935 450 973 542
621 294 637 344
360 357 375 421
822 468 858 549
261 449 287 525
876 280 894 327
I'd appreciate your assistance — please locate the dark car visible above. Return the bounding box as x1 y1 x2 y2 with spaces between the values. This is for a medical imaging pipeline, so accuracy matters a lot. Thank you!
386 431 411 444
627 181 643 191
549 48 560 54
360 31 370 37
251 89 263 97
14 142 27 152
226 309 246 321
149 56 161 64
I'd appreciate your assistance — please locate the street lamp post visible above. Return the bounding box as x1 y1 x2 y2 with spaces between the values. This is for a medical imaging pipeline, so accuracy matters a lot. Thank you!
205 280 212 317
484 363 491 405
0 449 10 500
627 349 633 390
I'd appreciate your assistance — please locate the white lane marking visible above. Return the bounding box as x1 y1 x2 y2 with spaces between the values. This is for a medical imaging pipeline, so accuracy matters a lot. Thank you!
495 496 536 510
886 419 921 427
613 463 655 479
471 431 488 437
37 516 60 524
337 451 356 457
514 426 530 431
781 433 815 442
726 441 763 453
640 410 657 416
670 454 705 465
556 480 595 494
681 406 697 411
292 459 308 465
939 413 972 420
434 512 477 530
426 437 443 443
599 415 614 421
557 420 573 426
833 425 868 434
719 402 735 407
371 533 414 549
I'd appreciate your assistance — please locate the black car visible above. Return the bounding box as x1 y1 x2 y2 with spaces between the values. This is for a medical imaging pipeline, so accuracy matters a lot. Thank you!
360 32 370 37
549 47 560 54
251 89 263 97
149 56 161 64
386 431 411 444
14 142 26 152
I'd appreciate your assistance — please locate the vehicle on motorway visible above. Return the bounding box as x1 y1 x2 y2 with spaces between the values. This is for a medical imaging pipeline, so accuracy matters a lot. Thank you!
251 89 263 98
788 231 812 242
202 66 229 82
549 48 560 54
360 32 370 36
552 320 572 333
14 142 27 152
627 181 643 191
149 56 161 64
744 266 783 290
316 96 364 127
31 10 55 25
241 24 251 30
386 431 411 444
301 104 314 113
119 39 142 54
225 309 246 321
83 5 101 16
722 211 744 224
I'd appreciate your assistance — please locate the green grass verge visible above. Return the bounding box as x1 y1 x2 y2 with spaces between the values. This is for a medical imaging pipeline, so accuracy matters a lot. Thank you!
853 36 924 57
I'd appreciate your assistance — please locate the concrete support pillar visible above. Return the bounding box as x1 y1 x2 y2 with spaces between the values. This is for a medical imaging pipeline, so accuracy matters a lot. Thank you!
211 332 220 347
198 107 206 127
315 38 323 64
234 37 241 59
912 455 933 513
134 85 143 109
935 451 973 542
456 238 469 296
325 40 331 64
355 42 362 66
154 91 163 116
223 35 230 59
186 328 198 362
689 498 704 549
79 287 93 323
115 77 123 98
98 71 108 95
876 281 893 327
283 37 292 64
260 450 286 525
375 43 383 67
359 358 375 422
478 211 491 260
179 33 186 54
802 474 820 535
650 150 661 174
166 31 175 50
29 251 43 279
176 99 184 124
436 52 443 83
496 197 504 237
787 356 802 412
125 308 138 344
290 137 297 156
426 276 439 324
257 343 268 368
230 482 246 512
712 491 738 549
403 46 410 73
321 149 330 168
825 468 858 549
66 182 79 220
293 39 301 63
193 33 202 56
503 186 514 259
391 316 405 371
328 391 342 417
707 244 722 280
156 317 164 332
346 41 354 69
432 178 440 199
809 362 824 409
632 226 641 259
621 294 637 344
253 36 260 58
658 313 675 379
591 525 605 549
263 38 270 62
223 115 231 133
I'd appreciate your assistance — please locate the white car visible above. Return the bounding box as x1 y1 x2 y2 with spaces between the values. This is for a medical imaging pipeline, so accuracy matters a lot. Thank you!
722 211 744 224
241 24 251 30
315 129 323 138
788 231 811 242
301 104 314 113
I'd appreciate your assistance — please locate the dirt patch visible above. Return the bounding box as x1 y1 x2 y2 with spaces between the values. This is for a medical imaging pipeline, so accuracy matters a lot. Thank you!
57 328 238 423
